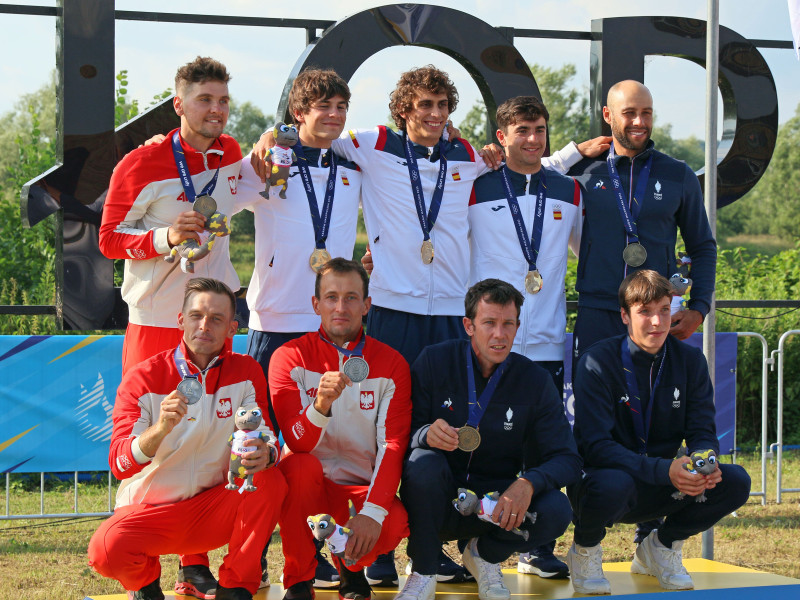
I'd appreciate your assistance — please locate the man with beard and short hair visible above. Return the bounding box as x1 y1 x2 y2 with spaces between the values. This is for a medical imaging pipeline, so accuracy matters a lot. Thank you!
569 80 716 363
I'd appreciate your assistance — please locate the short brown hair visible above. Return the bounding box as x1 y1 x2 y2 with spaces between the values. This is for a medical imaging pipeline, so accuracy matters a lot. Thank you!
618 270 673 313
464 279 524 321
175 56 231 96
183 277 236 318
288 68 351 123
496 96 550 131
314 257 369 300
389 65 458 130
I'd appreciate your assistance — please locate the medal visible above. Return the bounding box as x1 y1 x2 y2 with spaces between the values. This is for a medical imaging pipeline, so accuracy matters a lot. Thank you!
457 425 481 452
525 270 543 294
309 248 332 273
343 356 370 383
421 239 435 264
622 242 647 267
177 378 203 405
193 194 217 219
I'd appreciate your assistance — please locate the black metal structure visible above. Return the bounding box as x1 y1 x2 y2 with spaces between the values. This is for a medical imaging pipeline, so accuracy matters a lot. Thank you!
1 2 793 330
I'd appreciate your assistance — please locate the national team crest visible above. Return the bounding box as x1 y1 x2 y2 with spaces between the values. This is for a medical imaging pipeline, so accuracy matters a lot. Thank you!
451 167 461 181
228 175 237 195
216 398 232 419
341 174 350 186
360 391 375 410
553 203 563 220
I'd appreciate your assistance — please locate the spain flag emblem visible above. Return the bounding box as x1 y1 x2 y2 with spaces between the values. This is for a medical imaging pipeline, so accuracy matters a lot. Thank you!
452 170 461 181
341 175 350 186
553 205 563 220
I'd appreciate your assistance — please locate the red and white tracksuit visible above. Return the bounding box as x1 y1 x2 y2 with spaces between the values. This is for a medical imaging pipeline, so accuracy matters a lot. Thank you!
269 329 411 586
98 129 243 374
88 342 286 593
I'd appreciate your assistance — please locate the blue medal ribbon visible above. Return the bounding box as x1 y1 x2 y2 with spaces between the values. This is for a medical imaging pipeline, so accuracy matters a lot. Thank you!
465 342 509 428
500 166 547 273
620 337 667 454
606 142 653 248
294 145 338 250
173 344 224 382
319 328 366 359
171 131 221 203
402 132 448 242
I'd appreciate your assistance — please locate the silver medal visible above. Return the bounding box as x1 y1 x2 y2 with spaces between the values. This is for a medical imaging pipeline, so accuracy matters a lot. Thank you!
343 356 370 383
193 194 217 220
622 242 647 267
177 378 204 405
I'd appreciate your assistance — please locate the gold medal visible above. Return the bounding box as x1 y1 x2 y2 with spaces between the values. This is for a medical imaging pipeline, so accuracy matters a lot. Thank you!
309 248 332 273
525 270 543 294
421 239 434 264
457 425 481 452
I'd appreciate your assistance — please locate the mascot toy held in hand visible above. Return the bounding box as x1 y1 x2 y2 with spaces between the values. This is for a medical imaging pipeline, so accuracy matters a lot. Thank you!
453 488 537 540
671 448 718 502
307 500 358 566
669 252 693 316
164 194 230 274
261 122 299 200
226 407 277 493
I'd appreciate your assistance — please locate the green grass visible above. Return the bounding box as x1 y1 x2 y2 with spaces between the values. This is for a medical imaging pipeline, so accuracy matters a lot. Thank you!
1 452 799 599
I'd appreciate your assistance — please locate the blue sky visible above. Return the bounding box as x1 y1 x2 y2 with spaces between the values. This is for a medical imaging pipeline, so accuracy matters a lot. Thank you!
2 0 798 141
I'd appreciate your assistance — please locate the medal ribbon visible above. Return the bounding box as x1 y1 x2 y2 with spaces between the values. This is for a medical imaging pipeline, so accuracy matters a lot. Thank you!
173 344 223 382
402 132 448 242
465 342 509 428
500 166 547 273
294 144 338 250
606 142 653 248
620 337 667 454
318 328 366 359
171 131 221 203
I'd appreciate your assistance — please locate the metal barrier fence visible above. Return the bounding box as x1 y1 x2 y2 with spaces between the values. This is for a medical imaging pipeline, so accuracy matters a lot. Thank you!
2 471 114 520
773 329 800 504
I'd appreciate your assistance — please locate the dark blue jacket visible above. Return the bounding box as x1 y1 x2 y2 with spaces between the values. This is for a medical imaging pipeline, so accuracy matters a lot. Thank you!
568 142 716 316
573 334 718 487
410 339 581 496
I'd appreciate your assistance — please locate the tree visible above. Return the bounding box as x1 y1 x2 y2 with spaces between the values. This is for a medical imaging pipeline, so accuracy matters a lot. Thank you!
227 101 273 155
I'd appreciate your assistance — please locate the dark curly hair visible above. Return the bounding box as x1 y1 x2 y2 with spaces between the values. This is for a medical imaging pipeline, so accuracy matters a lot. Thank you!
388 65 458 130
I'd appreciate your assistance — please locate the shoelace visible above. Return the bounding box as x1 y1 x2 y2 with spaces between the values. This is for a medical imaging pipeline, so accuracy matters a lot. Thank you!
657 542 687 575
403 573 434 595
576 548 605 578
482 562 504 588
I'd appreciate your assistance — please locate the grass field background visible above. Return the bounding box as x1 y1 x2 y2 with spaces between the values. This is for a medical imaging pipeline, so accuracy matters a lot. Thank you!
1 452 798 600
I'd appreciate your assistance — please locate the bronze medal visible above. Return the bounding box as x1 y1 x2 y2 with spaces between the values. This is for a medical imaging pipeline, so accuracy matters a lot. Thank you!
457 425 481 452
193 194 217 220
525 270 543 294
622 242 647 267
421 239 434 264
309 248 332 273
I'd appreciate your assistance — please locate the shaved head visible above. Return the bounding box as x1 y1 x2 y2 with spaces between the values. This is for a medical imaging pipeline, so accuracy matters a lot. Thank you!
603 80 654 157
606 80 652 111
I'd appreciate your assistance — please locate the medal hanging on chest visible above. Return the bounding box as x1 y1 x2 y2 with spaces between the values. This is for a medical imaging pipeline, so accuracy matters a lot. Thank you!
294 145 338 274
459 342 509 452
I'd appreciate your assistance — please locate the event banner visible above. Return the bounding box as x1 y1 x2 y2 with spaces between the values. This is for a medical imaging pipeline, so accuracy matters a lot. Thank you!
0 333 736 474
0 335 249 473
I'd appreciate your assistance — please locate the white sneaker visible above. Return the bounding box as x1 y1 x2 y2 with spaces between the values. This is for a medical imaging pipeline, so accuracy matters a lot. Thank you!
631 530 694 590
461 538 510 600
565 542 611 595
394 572 436 600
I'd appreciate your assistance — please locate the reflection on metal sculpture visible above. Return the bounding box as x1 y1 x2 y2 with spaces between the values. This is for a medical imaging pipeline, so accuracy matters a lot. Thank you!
590 16 778 207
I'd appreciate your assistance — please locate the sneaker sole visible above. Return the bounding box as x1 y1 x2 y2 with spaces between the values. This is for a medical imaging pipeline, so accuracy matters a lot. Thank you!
174 582 216 600
313 580 341 589
364 577 398 587
516 563 569 579
630 556 651 576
